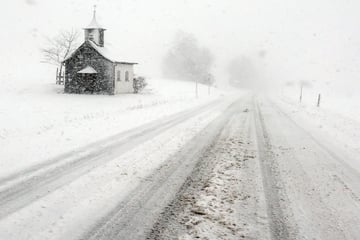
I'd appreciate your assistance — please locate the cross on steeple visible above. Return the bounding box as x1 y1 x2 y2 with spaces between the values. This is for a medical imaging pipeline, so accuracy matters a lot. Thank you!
93 5 96 18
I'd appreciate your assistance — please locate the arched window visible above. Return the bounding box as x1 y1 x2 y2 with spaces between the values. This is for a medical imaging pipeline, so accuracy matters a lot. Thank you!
125 71 129 82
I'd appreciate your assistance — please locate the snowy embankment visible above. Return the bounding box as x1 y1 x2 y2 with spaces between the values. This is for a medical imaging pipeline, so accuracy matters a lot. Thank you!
274 89 360 172
0 78 224 178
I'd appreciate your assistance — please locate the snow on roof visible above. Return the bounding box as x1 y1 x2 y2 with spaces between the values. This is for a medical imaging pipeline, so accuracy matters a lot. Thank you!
77 65 97 74
88 40 137 64
84 16 105 30
63 40 138 64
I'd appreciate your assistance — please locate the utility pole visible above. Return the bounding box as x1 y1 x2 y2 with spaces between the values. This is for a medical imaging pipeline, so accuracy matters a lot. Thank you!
299 84 303 103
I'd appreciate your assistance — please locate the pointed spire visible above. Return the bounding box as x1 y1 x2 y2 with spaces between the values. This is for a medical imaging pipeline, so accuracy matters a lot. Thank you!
84 5 105 30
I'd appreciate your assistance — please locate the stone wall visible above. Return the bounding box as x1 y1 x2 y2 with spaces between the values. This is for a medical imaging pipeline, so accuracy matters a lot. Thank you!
64 41 114 94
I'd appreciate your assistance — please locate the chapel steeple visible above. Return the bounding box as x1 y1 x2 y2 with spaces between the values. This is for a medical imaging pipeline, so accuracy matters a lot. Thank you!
84 5 106 47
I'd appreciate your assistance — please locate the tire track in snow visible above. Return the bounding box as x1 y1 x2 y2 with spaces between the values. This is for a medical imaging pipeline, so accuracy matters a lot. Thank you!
270 99 360 205
255 97 360 239
81 99 246 240
253 97 298 240
270 99 360 184
147 100 271 240
0 98 228 219
267 99 360 239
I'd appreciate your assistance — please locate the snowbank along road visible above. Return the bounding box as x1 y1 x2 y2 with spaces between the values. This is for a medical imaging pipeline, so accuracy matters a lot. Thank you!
0 94 359 240
254 97 360 240
0 98 222 219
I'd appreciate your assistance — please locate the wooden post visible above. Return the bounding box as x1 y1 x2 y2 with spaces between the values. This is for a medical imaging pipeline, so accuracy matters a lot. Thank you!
208 75 211 96
317 93 321 107
61 69 65 84
299 85 303 103
56 68 59 84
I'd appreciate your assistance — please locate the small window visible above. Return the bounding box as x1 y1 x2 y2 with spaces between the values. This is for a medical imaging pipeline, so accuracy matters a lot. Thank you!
117 70 121 81
125 71 129 82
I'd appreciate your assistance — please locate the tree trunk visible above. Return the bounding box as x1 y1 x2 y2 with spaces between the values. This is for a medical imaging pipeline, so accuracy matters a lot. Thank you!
56 68 59 84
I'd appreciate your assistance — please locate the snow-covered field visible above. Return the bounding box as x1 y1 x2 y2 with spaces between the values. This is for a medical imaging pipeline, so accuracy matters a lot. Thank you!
0 79 225 178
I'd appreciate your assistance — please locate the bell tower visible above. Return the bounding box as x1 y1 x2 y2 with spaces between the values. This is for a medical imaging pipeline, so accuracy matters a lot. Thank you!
84 5 106 47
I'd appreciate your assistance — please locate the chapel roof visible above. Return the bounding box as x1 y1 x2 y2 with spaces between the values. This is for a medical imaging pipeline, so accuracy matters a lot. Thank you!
88 40 137 64
63 40 138 65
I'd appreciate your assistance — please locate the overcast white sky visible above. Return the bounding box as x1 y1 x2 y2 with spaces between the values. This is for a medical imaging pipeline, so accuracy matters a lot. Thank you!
1 0 360 95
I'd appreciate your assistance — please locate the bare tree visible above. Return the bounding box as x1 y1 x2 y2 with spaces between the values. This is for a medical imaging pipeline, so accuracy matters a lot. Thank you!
41 29 80 82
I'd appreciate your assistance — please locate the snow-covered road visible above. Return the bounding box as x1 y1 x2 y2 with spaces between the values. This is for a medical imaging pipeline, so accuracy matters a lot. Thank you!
149 96 270 240
82 97 248 240
149 95 360 240
0 93 359 240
